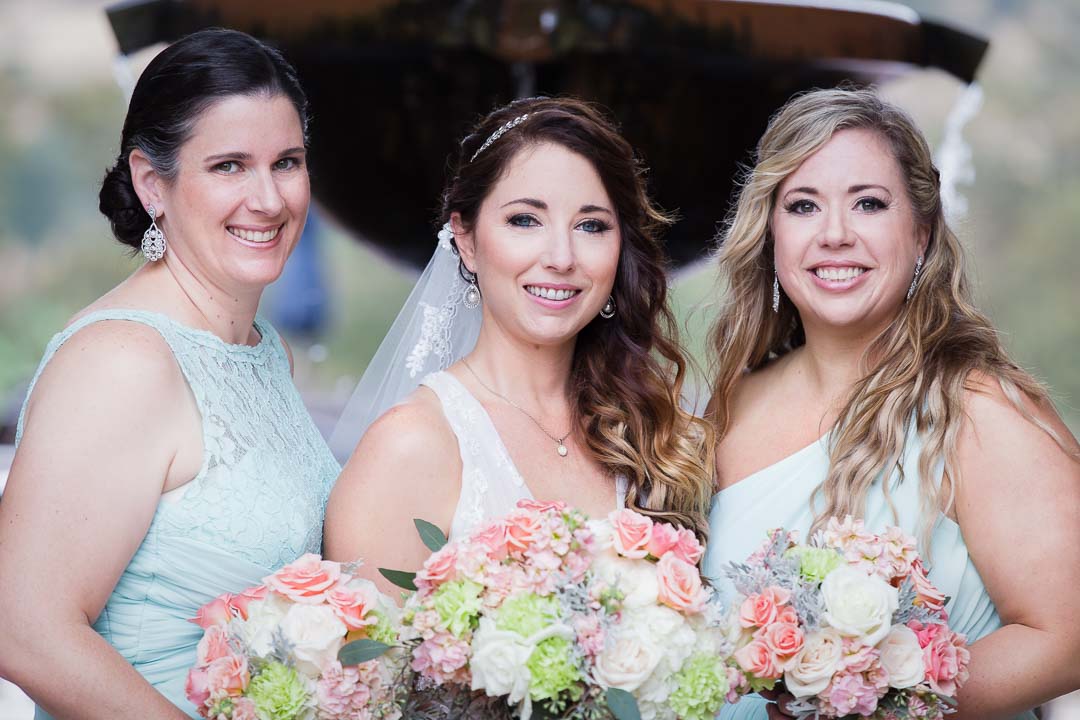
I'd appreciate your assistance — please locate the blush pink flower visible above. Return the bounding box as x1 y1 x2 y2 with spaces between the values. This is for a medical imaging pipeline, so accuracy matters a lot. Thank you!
196 625 233 667
909 560 947 615
265 553 341 604
229 585 267 621
205 654 249 699
761 622 804 669
739 586 791 629
412 631 471 684
472 521 510 561
231 698 259 720
906 619 945 648
609 508 654 559
734 639 782 679
646 522 680 558
505 508 545 554
574 614 606 657
316 659 380 720
923 628 971 696
326 583 379 631
822 671 880 716
416 545 458 592
656 553 707 613
185 667 211 709
515 498 567 513
191 594 234 629
776 605 799 625
671 527 705 565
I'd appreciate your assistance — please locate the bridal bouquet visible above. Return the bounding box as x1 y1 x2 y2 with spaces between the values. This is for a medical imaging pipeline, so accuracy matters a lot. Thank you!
185 554 402 720
392 500 740 720
723 517 970 719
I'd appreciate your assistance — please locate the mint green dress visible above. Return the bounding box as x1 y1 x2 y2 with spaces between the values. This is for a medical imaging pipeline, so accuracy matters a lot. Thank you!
15 309 341 719
702 426 1037 720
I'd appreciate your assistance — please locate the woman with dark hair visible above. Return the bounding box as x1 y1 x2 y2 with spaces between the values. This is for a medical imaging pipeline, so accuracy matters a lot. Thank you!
0 28 339 718
701 87 1080 718
325 97 713 595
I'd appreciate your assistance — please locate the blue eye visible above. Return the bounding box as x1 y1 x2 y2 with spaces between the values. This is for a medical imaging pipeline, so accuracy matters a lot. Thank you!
577 219 611 233
855 196 887 212
784 199 817 215
508 214 540 228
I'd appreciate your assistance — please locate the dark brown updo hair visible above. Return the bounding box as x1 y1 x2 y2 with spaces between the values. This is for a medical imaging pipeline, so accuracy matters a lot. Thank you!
441 97 715 538
99 28 309 249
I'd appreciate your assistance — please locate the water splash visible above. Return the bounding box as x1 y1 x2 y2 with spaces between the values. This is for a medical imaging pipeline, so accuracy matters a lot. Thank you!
934 83 984 224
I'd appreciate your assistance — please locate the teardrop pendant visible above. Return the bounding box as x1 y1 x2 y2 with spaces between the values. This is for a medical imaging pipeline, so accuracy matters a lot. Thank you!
557 443 568 457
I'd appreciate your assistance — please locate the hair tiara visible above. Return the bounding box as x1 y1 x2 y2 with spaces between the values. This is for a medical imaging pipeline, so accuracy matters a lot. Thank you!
469 113 530 163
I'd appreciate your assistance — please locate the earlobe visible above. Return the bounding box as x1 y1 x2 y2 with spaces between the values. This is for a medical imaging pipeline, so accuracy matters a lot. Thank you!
450 212 477 273
128 149 164 214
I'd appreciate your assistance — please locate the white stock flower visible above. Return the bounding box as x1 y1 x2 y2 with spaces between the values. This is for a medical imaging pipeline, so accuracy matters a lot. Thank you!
279 603 347 676
470 617 535 703
592 554 659 608
236 593 290 657
820 565 899 646
784 628 844 698
879 624 926 688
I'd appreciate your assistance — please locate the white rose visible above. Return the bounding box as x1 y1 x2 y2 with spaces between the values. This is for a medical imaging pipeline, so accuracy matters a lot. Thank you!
592 555 659 608
469 617 534 703
820 565 899 646
588 518 615 552
279 603 347 676
784 628 844 698
879 624 925 689
236 593 289 657
594 627 664 692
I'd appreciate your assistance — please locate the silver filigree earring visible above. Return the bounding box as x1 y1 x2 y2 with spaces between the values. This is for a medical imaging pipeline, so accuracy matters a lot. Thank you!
463 279 481 308
906 255 924 301
141 205 166 261
772 271 781 313
600 295 616 319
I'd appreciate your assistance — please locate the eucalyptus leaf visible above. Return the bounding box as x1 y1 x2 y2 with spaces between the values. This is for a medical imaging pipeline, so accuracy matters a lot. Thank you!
414 518 448 552
605 688 641 720
338 638 391 665
379 568 418 591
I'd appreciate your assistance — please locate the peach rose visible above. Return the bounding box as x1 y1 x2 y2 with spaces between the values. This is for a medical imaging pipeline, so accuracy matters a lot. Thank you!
656 553 707 613
229 585 267 621
671 527 705 565
776 605 799 625
516 499 566 513
191 594 233 629
739 586 791 628
609 509 654 559
909 559 947 615
185 667 210 708
205 654 249 698
734 639 782 679
505 509 545 553
265 553 341 604
416 544 458 592
646 522 680 559
761 622 804 669
473 521 510 561
923 628 970 696
196 625 233 667
326 582 379 631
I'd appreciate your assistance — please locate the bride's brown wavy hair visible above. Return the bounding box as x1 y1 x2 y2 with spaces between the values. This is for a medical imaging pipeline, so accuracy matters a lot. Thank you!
707 87 1068 542
441 96 714 539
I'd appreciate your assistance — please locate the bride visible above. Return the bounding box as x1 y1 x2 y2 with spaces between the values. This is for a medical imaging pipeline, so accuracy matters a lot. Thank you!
324 97 713 594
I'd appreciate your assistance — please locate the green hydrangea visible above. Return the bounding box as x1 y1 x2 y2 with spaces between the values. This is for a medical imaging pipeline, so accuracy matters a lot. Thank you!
495 593 560 637
367 611 399 646
246 662 311 720
433 579 483 636
786 546 845 583
669 654 729 720
527 636 582 705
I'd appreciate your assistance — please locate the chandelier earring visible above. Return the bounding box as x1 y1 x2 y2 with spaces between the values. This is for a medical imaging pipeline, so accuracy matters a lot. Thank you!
141 204 167 262
772 270 781 313
906 254 924 301
463 272 481 309
600 295 616 319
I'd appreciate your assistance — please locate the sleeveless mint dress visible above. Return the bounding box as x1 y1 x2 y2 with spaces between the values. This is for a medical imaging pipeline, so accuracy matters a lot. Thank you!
15 309 341 719
702 426 1037 720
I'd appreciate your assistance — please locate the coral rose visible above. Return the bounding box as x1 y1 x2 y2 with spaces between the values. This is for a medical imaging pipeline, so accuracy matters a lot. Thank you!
265 553 341 604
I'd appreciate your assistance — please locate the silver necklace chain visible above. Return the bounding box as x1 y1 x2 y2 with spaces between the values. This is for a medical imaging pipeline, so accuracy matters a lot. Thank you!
461 359 571 458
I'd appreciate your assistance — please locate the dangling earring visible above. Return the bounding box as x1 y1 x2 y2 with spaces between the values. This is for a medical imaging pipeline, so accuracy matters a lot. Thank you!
906 255 924 301
141 204 166 261
463 278 481 308
600 295 616 319
772 271 781 314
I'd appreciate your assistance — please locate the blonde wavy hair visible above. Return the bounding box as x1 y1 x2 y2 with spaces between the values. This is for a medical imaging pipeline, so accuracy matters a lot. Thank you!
444 97 715 538
707 87 1064 541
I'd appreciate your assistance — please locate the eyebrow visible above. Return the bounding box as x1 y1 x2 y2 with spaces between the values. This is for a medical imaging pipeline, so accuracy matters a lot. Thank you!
783 184 892 198
499 198 615 215
203 147 307 163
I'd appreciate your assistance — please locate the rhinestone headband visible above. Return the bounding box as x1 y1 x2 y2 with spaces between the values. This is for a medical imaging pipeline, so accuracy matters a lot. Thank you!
469 113 530 163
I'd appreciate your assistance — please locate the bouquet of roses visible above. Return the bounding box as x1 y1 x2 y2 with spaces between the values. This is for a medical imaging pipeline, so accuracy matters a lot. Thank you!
723 517 971 719
389 500 741 720
185 553 402 720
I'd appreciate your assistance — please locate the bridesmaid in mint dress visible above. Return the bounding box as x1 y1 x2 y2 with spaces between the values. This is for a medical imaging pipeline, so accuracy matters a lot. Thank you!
701 88 1080 719
0 30 338 718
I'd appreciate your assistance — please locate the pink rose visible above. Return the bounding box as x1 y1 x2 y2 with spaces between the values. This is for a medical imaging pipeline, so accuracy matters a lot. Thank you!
906 619 945 648
923 629 970 696
185 667 211 709
505 509 545 553
776 605 799 625
205 654 249 699
416 544 457 592
472 521 510 560
672 527 705 565
656 553 707 612
326 583 379 631
229 585 267 620
909 560 947 615
739 586 791 628
646 522 680 558
196 625 233 667
191 594 234 629
515 498 567 513
734 639 782 679
608 508 654 559
761 622 804 669
265 553 341 604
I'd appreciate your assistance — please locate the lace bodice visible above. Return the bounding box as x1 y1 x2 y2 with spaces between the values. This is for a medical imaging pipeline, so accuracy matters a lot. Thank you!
421 371 625 540
16 309 340 717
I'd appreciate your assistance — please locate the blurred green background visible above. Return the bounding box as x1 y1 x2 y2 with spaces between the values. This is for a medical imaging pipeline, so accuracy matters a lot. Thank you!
1 0 1076 432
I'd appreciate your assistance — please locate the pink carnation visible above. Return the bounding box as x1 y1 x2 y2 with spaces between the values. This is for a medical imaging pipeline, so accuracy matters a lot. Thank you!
185 667 211 710
205 654 248 699
231 698 259 720
264 553 341 604
416 545 458 593
316 659 382 720
196 625 233 667
413 631 471 684
822 671 880 716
